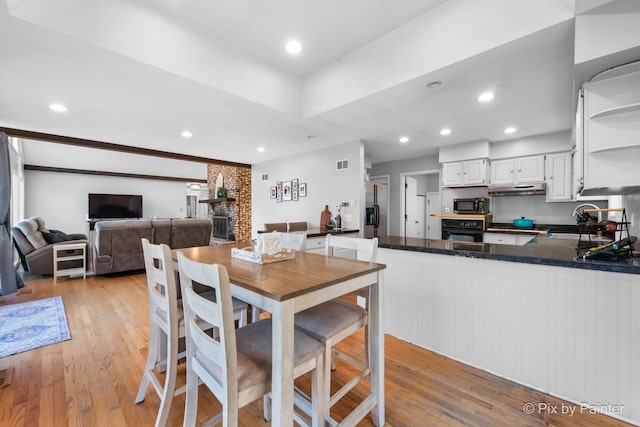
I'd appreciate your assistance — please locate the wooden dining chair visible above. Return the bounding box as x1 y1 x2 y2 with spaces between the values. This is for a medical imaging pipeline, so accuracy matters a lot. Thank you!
292 235 378 423
134 238 248 427
177 252 325 427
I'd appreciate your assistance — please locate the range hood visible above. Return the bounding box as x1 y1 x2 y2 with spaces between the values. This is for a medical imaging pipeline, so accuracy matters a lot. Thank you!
488 182 546 197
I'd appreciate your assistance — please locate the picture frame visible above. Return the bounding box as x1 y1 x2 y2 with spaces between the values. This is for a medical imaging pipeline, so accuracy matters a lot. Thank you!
270 186 276 199
276 181 282 203
292 189 299 201
292 179 299 191
282 181 292 201
299 182 307 197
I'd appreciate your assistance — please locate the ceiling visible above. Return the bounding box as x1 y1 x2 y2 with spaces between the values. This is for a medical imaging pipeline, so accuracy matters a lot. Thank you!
0 0 580 166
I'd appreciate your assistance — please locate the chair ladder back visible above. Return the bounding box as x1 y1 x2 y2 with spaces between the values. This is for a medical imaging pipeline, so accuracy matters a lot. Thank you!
324 235 378 262
279 232 307 251
177 252 239 400
141 238 178 323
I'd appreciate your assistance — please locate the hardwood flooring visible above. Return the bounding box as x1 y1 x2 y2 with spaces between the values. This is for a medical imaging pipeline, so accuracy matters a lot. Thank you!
0 273 634 426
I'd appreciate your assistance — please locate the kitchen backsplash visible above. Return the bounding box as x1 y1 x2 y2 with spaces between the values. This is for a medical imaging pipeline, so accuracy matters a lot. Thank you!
441 187 610 225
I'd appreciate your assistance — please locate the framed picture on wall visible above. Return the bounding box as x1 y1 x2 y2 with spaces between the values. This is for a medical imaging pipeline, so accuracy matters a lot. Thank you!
299 182 307 197
292 179 299 191
270 187 276 199
282 181 292 201
276 181 282 203
292 189 299 201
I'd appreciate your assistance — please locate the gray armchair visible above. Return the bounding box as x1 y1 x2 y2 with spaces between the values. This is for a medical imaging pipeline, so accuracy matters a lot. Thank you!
11 216 87 276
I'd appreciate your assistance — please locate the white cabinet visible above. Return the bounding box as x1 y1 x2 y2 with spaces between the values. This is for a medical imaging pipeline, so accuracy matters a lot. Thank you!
442 159 489 187
490 155 545 185
483 233 533 246
442 162 462 186
305 236 325 252
546 152 572 201
582 61 640 195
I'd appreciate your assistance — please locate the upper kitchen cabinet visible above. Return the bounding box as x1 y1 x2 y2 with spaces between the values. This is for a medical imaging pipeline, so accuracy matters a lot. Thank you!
490 155 545 185
442 159 489 187
581 60 640 195
440 141 490 188
545 152 572 201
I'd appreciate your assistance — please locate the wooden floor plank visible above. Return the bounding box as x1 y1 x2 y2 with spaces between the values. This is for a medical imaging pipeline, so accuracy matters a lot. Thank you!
0 272 635 426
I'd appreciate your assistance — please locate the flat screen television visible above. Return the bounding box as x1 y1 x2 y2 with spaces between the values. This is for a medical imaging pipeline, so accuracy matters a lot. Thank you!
88 193 143 219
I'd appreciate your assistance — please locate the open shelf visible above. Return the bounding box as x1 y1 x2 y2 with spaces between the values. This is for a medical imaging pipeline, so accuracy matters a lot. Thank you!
590 142 640 155
199 197 236 204
576 208 634 260
589 102 640 119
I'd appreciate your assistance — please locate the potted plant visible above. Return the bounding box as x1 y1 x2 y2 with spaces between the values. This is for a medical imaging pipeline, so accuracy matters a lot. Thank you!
216 186 228 199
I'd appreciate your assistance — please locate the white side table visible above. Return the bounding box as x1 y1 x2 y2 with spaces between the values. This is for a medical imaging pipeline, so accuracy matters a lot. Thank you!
53 243 87 282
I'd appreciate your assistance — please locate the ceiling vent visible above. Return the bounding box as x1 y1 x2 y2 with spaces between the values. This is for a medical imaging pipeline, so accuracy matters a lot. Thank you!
336 160 349 170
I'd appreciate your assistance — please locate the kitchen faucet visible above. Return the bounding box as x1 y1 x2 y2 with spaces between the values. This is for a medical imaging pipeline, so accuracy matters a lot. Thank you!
571 203 602 222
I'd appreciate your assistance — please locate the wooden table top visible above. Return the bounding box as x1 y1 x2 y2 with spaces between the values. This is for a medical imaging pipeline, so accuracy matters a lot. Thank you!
173 242 386 302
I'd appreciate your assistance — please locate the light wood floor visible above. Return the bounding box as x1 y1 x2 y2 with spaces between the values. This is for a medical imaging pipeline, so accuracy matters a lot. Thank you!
0 272 634 427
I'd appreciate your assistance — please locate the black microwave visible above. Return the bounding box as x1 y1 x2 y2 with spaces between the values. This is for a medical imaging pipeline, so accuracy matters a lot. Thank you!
453 198 490 214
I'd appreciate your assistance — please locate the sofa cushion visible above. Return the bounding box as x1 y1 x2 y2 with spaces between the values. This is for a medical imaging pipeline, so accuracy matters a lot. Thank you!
16 218 47 249
151 219 172 246
170 219 212 249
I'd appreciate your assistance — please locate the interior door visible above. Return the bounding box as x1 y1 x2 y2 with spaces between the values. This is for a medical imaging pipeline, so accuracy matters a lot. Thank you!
404 176 419 238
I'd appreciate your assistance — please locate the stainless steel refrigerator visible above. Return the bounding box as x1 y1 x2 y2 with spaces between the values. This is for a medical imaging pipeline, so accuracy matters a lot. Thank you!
365 181 387 238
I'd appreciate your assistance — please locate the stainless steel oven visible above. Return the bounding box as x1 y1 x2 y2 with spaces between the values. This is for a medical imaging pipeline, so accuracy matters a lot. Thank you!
441 218 485 242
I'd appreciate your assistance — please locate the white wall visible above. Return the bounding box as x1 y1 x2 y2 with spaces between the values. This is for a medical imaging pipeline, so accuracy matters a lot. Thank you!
20 139 208 237
251 141 363 237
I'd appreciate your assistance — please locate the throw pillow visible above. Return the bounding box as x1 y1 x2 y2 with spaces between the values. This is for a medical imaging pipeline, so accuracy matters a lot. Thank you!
42 231 73 244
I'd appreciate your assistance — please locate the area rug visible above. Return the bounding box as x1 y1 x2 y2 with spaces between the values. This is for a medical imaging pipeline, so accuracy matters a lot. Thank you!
0 296 71 358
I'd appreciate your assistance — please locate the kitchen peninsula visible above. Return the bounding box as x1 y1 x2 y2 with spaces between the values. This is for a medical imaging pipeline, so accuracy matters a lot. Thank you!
377 234 640 425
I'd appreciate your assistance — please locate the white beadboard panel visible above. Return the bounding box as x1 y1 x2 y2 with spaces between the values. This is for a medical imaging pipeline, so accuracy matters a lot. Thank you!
379 248 640 424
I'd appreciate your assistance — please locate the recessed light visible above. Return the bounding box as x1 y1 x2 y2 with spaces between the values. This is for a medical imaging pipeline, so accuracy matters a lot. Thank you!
49 103 67 112
181 130 193 138
285 39 302 54
477 92 495 102
504 127 517 134
440 128 452 136
399 136 409 143
426 81 442 89
257 147 265 153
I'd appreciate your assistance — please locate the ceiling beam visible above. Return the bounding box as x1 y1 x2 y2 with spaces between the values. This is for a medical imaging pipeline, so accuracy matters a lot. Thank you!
0 127 251 168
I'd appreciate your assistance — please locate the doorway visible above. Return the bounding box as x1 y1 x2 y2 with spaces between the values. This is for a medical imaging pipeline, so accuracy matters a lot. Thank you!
401 170 441 239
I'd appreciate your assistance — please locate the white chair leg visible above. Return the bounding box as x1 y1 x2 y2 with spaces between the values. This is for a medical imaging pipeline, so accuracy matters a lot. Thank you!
183 364 199 427
263 392 272 421
251 306 261 323
311 353 324 427
322 343 332 420
135 322 160 403
155 331 178 427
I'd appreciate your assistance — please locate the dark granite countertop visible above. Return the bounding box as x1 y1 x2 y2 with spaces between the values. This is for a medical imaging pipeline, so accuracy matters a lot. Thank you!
306 228 359 238
377 234 640 275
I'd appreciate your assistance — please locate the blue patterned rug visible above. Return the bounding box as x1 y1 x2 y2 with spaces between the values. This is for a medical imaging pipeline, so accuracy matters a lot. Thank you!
0 296 71 358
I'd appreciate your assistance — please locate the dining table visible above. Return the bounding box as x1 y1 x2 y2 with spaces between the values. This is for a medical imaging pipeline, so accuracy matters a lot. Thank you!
172 242 386 427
